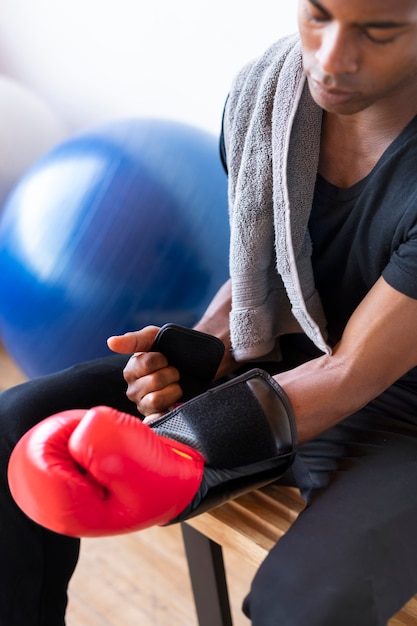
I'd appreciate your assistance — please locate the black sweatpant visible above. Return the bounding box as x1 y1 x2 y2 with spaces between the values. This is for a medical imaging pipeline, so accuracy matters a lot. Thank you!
0 354 137 625
1 355 417 625
244 381 417 625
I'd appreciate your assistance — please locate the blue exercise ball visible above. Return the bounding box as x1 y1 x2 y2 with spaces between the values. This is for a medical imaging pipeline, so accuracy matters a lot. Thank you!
0 118 230 378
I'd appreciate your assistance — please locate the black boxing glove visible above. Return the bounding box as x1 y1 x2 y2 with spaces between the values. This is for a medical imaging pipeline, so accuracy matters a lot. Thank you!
150 367 297 523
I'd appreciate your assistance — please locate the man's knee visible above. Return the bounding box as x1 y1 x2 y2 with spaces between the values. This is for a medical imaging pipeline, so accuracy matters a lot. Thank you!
243 537 379 626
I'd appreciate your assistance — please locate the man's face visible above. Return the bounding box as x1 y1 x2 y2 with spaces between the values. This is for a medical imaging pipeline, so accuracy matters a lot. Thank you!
298 0 417 115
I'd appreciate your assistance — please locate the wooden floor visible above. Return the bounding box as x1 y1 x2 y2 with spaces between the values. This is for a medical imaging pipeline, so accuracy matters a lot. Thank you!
1 342 415 625
0 342 253 626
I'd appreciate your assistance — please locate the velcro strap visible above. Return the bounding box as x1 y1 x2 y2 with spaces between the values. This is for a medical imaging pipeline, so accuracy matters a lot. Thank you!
151 368 295 468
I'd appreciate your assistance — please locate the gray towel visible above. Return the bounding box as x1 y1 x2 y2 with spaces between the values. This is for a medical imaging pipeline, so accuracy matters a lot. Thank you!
223 34 331 362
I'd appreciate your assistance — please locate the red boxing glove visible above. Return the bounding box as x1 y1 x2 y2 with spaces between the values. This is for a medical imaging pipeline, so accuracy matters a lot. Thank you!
8 407 204 537
8 369 297 538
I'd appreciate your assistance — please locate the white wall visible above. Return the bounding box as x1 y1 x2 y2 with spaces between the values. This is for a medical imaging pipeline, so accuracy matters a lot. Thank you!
0 1 298 136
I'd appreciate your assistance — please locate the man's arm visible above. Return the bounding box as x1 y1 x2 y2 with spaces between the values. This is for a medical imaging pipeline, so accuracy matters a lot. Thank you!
192 278 238 378
276 276 417 444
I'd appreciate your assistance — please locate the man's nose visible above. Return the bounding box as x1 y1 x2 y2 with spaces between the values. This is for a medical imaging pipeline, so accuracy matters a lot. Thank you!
315 24 359 76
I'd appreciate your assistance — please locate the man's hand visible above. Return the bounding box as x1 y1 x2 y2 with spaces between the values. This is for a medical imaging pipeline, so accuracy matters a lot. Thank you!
107 326 182 419
107 279 237 419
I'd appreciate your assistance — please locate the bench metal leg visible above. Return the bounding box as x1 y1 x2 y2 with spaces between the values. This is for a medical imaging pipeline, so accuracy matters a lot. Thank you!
181 523 233 626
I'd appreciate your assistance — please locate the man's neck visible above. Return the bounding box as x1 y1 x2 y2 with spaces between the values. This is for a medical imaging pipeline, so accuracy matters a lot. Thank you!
319 98 417 189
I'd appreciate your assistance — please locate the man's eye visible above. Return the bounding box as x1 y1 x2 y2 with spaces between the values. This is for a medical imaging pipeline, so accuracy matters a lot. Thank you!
306 10 329 24
364 28 398 45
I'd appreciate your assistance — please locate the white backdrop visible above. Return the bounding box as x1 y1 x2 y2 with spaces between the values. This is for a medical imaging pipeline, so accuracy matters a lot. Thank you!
0 1 298 136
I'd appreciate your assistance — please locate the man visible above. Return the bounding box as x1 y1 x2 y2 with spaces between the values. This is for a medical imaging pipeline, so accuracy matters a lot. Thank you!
2 0 417 623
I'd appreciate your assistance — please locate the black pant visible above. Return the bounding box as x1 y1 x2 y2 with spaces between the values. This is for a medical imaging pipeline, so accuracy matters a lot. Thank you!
244 380 417 625
2 355 417 625
0 354 138 625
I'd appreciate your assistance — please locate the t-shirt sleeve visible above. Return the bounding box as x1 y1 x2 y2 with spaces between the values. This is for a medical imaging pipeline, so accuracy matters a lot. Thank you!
382 233 417 300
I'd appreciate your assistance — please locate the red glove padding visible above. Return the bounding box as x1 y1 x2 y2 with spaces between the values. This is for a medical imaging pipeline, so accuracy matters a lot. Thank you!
8 407 204 537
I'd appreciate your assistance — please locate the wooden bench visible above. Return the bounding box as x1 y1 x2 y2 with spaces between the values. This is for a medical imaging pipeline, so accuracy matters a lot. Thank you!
181 484 417 626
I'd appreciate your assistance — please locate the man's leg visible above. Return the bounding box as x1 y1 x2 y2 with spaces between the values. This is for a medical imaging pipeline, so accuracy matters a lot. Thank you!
244 387 417 626
0 354 137 626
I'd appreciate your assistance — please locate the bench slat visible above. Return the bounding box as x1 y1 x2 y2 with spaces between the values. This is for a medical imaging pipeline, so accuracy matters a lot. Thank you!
186 485 303 567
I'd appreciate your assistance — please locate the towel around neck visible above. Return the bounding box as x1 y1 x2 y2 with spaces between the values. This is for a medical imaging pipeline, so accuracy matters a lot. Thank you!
223 34 331 362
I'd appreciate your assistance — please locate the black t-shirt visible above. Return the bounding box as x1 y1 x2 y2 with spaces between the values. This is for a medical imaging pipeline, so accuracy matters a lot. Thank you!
309 114 417 345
